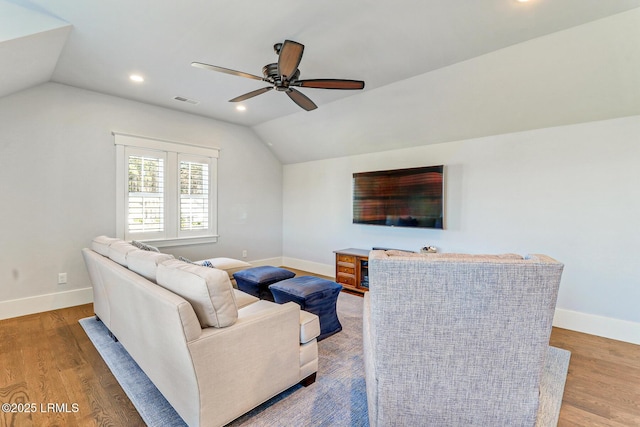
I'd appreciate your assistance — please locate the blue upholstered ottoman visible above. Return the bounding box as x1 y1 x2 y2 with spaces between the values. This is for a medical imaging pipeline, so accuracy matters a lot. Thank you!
233 266 295 301
269 276 343 340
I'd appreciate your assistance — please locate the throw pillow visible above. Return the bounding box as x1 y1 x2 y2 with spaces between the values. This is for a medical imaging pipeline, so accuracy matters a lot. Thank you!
179 256 213 268
200 257 252 281
131 240 160 252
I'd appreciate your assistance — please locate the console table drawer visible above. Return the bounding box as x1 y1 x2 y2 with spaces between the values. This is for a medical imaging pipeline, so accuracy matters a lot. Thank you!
337 273 356 287
337 265 355 275
336 254 356 264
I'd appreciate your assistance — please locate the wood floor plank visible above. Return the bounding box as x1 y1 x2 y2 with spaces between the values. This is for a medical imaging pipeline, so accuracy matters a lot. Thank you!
551 328 640 368
0 348 22 394
558 403 631 427
0 381 35 427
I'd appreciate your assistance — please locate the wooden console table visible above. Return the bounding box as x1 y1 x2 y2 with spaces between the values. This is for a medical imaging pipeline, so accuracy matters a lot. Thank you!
334 248 370 293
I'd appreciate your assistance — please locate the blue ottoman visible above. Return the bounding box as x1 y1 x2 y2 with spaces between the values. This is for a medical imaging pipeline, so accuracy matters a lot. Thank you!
233 266 295 301
270 276 343 340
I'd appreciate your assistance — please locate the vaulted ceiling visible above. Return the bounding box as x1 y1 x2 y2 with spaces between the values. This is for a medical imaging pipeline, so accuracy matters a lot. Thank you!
3 0 640 163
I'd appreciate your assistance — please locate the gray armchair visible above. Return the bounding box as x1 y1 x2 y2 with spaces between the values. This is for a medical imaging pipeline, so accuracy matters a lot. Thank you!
363 251 570 426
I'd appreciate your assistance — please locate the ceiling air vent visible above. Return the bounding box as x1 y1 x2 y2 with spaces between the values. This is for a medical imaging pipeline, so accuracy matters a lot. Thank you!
173 96 199 105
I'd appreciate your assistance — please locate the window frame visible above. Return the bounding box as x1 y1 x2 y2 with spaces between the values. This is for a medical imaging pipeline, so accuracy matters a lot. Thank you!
114 133 219 247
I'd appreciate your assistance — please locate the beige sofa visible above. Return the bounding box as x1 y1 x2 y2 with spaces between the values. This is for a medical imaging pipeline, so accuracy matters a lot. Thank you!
82 236 320 427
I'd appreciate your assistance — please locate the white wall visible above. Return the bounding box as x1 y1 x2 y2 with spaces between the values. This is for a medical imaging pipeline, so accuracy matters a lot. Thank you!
0 82 282 319
283 115 640 344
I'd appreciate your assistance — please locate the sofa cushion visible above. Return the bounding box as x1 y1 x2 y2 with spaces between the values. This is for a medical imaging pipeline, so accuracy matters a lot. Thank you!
108 241 138 266
91 235 120 257
157 259 238 328
233 289 259 309
127 250 174 282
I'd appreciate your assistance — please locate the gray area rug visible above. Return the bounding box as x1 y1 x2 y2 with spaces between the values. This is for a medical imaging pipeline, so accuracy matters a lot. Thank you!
78 317 187 426
79 291 569 426
79 292 367 427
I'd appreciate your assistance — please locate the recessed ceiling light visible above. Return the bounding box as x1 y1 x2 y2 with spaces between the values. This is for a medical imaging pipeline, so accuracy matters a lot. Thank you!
236 105 246 111
516 0 530 2
129 74 144 83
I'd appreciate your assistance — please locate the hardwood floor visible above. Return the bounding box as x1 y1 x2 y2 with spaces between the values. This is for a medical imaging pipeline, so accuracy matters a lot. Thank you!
550 328 640 426
1 299 638 426
0 304 144 427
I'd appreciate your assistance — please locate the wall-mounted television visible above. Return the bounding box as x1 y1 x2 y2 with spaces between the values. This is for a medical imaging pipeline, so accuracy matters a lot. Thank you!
352 165 444 229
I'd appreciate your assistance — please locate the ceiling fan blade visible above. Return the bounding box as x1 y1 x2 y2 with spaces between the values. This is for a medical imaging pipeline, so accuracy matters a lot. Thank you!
278 40 304 79
191 62 264 81
286 88 317 111
229 87 273 102
294 79 365 90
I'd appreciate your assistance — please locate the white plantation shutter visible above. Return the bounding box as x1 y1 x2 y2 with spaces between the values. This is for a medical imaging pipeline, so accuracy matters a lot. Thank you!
128 154 165 234
115 133 218 245
180 159 209 231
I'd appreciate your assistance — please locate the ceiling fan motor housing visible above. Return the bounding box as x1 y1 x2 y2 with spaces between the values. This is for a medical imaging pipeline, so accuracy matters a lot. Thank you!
263 63 299 90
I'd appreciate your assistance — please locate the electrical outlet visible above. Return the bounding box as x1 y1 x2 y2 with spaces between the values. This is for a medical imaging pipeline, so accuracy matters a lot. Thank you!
58 273 67 284
242 250 247 258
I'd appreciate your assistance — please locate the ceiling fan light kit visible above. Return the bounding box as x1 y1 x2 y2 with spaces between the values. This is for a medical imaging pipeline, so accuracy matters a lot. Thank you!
192 40 365 111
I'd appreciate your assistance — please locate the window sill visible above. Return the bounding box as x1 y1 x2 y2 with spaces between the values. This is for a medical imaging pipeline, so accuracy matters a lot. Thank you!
140 235 219 248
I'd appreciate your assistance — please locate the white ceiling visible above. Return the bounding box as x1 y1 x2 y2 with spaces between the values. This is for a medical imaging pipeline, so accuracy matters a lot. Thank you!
3 0 640 163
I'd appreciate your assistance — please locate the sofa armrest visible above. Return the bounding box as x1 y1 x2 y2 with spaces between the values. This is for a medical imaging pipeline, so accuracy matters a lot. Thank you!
299 310 320 344
187 300 306 427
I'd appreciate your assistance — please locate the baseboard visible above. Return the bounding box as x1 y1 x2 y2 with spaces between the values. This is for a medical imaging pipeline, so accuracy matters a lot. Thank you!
0 287 94 321
250 257 335 277
553 308 640 345
281 257 335 278
248 257 284 268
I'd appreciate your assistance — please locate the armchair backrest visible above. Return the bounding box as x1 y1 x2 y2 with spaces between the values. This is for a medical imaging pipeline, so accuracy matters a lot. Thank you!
366 250 563 426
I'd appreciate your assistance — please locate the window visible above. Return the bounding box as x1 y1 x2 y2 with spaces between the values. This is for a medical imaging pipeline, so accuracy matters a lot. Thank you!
115 133 219 246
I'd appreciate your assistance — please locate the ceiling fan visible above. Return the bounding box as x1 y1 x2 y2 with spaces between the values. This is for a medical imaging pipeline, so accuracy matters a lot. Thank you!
192 40 365 111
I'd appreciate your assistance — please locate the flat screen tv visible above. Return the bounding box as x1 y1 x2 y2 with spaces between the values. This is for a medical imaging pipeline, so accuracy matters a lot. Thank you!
352 165 444 229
